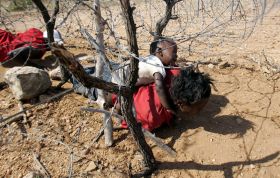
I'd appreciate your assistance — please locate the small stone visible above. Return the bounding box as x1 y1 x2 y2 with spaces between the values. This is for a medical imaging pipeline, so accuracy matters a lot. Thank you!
262 66 271 74
26 111 33 117
85 161 97 172
109 165 115 171
37 121 43 126
210 138 214 142
250 164 255 169
73 155 84 163
48 67 61 80
218 61 230 69
208 64 215 69
212 159 216 162
94 143 100 149
23 172 44 178
6 169 12 175
134 154 143 161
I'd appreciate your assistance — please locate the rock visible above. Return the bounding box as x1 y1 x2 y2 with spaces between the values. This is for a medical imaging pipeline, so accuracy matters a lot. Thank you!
85 161 98 172
218 61 230 69
73 155 85 163
109 165 115 171
23 172 44 178
208 64 215 69
104 162 109 167
262 66 271 74
4 66 51 100
250 164 256 169
48 66 61 80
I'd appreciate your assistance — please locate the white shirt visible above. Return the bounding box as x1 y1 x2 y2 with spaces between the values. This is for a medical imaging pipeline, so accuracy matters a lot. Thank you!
110 55 165 86
137 55 166 85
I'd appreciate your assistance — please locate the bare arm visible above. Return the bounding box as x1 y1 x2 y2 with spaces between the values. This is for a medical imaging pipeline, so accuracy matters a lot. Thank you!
154 72 177 114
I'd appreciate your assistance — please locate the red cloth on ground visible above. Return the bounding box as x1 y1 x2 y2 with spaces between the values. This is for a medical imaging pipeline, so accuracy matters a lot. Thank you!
0 29 15 62
117 68 181 131
0 28 46 62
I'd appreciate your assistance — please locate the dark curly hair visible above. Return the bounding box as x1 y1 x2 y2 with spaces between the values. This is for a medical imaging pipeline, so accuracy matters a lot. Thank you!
170 69 212 105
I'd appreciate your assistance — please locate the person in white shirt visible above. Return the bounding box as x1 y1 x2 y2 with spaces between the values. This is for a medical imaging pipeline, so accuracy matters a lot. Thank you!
106 38 178 113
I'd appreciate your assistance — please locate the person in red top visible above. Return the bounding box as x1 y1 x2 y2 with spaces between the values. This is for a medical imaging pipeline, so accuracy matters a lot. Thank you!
128 68 181 131
109 68 212 131
100 37 213 131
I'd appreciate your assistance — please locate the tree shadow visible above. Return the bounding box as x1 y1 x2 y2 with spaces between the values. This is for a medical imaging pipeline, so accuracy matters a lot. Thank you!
155 94 254 147
156 152 279 178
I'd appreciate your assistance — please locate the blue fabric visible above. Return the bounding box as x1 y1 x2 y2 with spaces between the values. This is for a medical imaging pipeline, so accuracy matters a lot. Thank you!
71 67 98 101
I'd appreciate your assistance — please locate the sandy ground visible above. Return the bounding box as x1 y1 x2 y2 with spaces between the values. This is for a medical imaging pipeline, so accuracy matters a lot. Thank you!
1 2 280 178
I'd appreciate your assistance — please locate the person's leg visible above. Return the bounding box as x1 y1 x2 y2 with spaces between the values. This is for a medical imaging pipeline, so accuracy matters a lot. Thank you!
71 66 98 101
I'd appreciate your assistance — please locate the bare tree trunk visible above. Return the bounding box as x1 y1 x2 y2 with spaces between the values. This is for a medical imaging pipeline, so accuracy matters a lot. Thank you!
154 0 182 38
32 0 70 88
31 0 58 43
119 0 156 175
93 0 113 147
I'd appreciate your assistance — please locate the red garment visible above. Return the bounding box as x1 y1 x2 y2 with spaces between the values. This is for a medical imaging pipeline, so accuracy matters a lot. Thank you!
0 28 46 62
118 68 181 131
0 29 15 62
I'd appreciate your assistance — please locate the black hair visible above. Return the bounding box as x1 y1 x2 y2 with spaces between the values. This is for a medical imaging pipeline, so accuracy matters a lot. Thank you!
149 37 175 54
170 69 213 105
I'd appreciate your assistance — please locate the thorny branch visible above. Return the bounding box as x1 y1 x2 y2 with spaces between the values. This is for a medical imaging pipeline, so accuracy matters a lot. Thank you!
154 0 183 38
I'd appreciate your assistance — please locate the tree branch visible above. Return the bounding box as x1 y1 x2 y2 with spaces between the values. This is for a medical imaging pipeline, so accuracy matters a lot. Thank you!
31 0 59 43
154 0 182 38
51 45 131 97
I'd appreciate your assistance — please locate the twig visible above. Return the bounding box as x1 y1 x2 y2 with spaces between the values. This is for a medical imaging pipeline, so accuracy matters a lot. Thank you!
20 132 73 178
33 153 51 178
1 114 24 128
68 150 74 178
18 100 27 123
0 88 74 127
81 107 177 157
142 129 176 157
